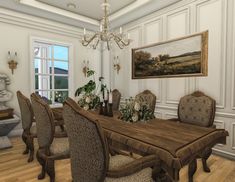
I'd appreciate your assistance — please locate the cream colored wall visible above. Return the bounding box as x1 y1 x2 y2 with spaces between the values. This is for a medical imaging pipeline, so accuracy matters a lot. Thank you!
108 0 235 158
0 8 101 135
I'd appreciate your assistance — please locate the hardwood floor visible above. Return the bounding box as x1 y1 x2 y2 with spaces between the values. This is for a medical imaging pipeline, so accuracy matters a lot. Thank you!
0 137 234 182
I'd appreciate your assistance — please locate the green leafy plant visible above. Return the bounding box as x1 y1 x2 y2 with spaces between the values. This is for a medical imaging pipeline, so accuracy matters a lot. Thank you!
120 97 155 123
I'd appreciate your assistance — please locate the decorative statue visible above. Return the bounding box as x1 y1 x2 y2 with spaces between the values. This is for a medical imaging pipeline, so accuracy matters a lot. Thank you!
0 73 13 110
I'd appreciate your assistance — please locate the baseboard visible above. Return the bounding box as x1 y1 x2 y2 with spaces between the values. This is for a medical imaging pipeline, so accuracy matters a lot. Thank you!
8 129 23 137
212 148 235 160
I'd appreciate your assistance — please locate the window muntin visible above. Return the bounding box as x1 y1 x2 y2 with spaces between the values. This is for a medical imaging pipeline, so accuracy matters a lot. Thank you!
33 41 69 104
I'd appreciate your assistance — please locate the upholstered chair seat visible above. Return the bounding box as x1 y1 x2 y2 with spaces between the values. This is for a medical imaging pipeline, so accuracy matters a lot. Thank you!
50 138 69 155
29 125 37 136
135 90 156 113
63 98 160 182
106 155 153 182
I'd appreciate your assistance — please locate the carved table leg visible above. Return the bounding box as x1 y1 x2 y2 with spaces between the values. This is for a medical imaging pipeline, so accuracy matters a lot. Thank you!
188 159 197 182
202 148 212 173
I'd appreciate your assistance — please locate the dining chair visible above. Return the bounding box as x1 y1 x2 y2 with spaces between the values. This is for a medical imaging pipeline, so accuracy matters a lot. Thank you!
173 91 216 177
135 90 156 113
30 93 70 182
63 97 160 182
17 91 36 162
112 89 121 111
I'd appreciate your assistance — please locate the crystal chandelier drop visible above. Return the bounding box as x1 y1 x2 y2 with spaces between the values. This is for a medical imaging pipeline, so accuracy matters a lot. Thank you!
81 0 131 50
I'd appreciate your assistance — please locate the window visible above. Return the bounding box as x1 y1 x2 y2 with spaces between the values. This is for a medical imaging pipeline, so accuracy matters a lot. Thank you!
33 40 71 104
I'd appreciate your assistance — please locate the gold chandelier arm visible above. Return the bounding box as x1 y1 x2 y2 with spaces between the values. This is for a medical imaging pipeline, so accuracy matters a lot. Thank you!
113 34 131 46
114 39 124 49
82 33 99 46
93 39 100 49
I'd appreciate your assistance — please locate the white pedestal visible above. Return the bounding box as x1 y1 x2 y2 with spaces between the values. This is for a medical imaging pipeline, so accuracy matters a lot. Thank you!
0 115 20 149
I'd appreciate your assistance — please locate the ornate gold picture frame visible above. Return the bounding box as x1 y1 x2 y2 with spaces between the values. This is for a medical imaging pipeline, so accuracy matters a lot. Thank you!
132 31 208 79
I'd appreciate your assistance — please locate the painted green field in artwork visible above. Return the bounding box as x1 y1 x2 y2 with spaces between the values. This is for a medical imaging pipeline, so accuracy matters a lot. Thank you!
134 51 201 77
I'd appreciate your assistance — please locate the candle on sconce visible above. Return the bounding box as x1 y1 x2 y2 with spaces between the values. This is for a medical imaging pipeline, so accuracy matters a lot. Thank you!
127 33 130 39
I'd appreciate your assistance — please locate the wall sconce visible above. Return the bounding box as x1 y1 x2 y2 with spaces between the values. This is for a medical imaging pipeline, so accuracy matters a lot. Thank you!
7 51 18 74
113 56 121 74
82 60 89 77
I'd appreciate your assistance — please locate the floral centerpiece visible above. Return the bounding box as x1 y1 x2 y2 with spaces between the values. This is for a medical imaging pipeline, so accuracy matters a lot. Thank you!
119 97 155 123
75 69 106 110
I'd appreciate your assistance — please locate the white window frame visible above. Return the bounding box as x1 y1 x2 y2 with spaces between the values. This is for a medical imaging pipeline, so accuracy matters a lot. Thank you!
30 36 74 105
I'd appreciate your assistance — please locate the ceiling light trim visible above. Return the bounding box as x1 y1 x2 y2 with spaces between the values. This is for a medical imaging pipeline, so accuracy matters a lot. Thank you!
18 0 100 26
109 0 152 21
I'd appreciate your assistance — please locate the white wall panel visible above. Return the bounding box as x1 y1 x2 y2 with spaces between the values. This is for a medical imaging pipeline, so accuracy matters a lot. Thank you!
144 18 163 103
165 8 190 104
126 26 142 97
195 0 226 109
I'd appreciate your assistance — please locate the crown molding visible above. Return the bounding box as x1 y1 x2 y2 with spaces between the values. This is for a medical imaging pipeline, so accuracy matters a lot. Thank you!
0 8 84 38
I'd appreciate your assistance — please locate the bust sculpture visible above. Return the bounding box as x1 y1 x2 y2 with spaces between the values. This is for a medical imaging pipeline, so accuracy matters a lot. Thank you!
0 73 13 110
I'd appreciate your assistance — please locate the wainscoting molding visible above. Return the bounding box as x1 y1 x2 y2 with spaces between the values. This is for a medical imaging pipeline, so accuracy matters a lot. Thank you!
195 0 227 109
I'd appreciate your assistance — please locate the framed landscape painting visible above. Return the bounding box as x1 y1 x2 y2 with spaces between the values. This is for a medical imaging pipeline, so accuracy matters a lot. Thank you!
132 31 208 79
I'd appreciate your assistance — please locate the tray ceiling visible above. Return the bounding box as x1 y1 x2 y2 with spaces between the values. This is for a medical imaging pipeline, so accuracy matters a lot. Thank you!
36 0 137 20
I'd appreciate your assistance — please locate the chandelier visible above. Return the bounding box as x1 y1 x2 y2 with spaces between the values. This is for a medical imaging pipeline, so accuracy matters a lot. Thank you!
81 0 131 50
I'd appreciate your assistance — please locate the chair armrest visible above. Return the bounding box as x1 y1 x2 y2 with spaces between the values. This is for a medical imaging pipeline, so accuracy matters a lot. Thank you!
168 118 179 122
107 154 160 178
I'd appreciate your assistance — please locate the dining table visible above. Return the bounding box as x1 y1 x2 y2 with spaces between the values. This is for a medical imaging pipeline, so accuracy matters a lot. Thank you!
54 108 229 182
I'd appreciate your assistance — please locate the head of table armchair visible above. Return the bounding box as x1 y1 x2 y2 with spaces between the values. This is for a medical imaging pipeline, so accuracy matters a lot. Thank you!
135 90 156 113
178 91 216 127
63 97 161 182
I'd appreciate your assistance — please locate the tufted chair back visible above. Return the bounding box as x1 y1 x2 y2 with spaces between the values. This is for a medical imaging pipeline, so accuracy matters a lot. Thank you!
17 91 34 131
31 93 55 148
178 91 216 127
112 89 121 111
63 98 109 182
135 90 156 112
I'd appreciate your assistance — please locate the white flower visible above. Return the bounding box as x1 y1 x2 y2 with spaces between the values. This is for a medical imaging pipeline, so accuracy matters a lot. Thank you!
83 104 89 111
85 96 91 104
134 102 141 111
132 113 139 122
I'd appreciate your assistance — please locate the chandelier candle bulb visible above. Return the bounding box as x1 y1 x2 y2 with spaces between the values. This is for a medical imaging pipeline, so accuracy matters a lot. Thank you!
83 28 86 35
120 27 123 34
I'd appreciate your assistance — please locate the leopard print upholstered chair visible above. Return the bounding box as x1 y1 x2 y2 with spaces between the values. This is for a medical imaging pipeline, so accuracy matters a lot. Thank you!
177 91 216 175
63 97 160 182
31 93 69 182
17 91 36 162
135 90 156 113
112 89 121 111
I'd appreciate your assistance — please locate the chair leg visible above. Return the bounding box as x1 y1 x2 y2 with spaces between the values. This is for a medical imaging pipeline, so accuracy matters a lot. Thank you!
36 151 46 180
22 133 29 155
202 148 212 173
46 160 55 182
188 159 197 182
27 136 34 162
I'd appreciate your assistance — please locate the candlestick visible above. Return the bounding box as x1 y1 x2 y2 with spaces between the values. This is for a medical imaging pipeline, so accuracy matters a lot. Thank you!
108 103 113 117
99 102 103 115
109 90 112 103
104 100 108 116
